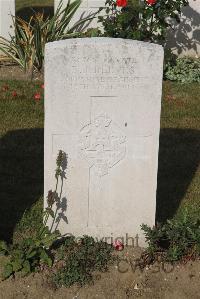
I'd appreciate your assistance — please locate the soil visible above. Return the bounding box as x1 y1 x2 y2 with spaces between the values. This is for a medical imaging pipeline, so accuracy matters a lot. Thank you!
0 247 199 299
1 61 200 299
0 58 43 81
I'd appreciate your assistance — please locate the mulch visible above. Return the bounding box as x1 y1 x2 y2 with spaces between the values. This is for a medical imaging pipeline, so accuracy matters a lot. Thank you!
0 56 43 81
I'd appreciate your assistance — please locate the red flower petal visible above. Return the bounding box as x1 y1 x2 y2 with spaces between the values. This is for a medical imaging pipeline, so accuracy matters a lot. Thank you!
116 0 127 7
146 0 157 5
34 93 41 101
113 240 124 251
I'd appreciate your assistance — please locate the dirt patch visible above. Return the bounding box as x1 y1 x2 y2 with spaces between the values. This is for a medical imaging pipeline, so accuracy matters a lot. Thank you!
0 58 43 81
0 247 199 299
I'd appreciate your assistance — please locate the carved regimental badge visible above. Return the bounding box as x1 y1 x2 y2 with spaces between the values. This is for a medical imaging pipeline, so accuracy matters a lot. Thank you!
79 114 126 176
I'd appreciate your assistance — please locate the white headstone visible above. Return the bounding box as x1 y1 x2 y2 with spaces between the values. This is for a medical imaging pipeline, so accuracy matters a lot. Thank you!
0 0 15 40
45 38 163 247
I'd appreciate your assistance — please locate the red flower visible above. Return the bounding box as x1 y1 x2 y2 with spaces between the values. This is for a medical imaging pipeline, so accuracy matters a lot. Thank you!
12 91 17 97
41 84 44 89
116 0 127 7
146 0 157 5
34 93 41 101
113 240 124 251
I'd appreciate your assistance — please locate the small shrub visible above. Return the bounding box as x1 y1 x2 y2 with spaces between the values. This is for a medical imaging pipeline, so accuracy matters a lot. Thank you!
0 0 94 77
164 57 200 83
1 231 58 279
53 236 114 287
141 209 200 263
98 0 188 44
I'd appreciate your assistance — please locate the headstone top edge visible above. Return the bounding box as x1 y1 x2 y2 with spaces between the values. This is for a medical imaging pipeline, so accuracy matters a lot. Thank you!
45 37 163 52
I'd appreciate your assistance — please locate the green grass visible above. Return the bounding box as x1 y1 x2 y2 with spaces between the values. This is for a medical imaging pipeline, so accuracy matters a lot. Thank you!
0 80 199 243
157 81 200 222
0 80 44 242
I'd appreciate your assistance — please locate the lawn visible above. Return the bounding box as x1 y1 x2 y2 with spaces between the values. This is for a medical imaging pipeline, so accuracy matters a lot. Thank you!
0 80 199 243
0 81 44 242
157 81 200 223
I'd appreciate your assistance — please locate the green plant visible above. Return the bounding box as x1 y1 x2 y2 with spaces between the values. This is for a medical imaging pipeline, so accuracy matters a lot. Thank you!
82 27 101 37
141 208 200 263
53 236 114 287
98 0 188 44
1 231 58 279
0 150 68 280
164 57 200 83
0 0 94 77
13 198 43 244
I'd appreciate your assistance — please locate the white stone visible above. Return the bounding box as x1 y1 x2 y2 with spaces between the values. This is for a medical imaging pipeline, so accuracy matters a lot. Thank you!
44 38 164 247
54 0 104 28
0 0 15 40
166 0 200 57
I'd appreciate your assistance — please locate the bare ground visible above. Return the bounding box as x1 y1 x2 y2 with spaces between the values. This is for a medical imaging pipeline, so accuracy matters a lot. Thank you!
0 59 43 81
0 247 199 299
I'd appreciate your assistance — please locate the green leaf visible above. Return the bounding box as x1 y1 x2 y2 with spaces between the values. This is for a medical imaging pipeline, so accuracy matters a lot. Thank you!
42 232 59 248
46 207 55 219
26 249 37 259
0 241 9 255
3 264 13 279
40 249 53 267
21 260 31 276
12 259 23 272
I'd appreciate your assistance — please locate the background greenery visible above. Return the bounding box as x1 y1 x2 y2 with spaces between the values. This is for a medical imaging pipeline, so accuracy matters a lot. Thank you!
165 57 200 83
15 0 54 25
16 0 54 12
98 0 188 44
1 0 92 77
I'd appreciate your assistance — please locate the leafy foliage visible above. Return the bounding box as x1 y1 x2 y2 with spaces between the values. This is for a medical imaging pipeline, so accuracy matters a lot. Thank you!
164 57 200 83
0 0 94 77
1 231 59 280
0 241 9 256
141 209 200 262
0 150 68 280
53 236 115 287
98 0 188 44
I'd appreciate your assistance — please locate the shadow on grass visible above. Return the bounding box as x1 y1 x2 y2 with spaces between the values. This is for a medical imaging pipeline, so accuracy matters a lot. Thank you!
16 6 54 22
156 128 200 223
0 128 43 242
0 127 199 241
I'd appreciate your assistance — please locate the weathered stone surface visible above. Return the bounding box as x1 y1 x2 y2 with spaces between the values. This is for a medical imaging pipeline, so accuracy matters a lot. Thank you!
44 38 163 247
0 0 15 40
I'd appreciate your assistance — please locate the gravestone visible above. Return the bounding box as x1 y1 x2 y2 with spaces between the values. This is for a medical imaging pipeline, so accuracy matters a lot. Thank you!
0 0 15 41
45 38 163 247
